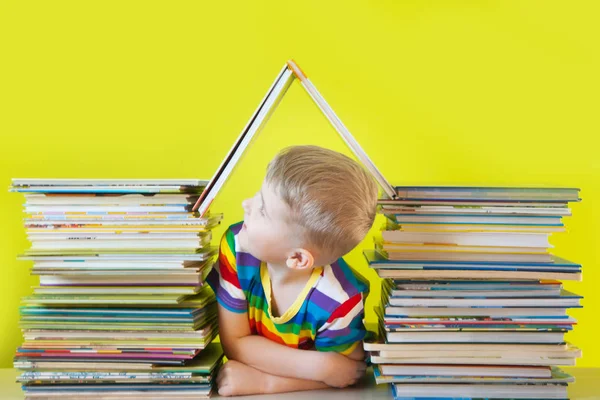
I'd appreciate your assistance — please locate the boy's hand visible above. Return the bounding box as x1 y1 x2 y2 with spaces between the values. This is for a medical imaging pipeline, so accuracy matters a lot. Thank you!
321 352 367 388
217 360 269 397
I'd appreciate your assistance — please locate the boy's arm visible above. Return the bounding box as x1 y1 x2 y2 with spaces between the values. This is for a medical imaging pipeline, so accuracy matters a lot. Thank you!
217 359 331 397
265 373 330 394
217 343 366 396
218 303 365 387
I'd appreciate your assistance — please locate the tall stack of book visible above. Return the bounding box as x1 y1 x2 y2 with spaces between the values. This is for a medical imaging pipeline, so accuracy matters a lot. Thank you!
10 179 224 399
365 186 582 400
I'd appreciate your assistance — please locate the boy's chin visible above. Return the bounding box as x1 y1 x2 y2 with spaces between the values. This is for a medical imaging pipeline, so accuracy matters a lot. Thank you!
237 236 266 261
237 230 248 251
237 230 255 255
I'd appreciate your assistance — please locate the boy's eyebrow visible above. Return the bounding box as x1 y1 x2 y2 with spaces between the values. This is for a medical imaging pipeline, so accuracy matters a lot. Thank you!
260 190 269 218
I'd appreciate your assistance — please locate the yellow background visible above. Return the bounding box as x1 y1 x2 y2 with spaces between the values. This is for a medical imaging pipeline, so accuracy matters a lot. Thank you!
1 1 598 368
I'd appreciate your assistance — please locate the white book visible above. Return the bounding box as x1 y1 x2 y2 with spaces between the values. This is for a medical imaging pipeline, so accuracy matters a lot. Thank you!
384 316 576 324
394 186 578 200
33 286 200 295
385 307 567 317
377 347 581 358
380 199 571 207
390 288 562 297
27 229 214 236
29 239 209 250
375 372 574 385
392 383 567 399
14 361 156 370
382 230 550 247
22 389 211 399
23 329 213 339
25 219 218 227
32 265 198 271
378 364 550 377
24 193 199 204
28 232 210 240
12 179 207 186
384 251 553 263
387 292 580 307
20 254 215 262
32 264 201 271
35 268 204 276
377 269 581 281
39 274 202 286
381 205 572 216
392 215 562 224
18 371 194 379
384 264 570 272
394 281 562 290
25 205 192 212
396 224 566 233
373 356 576 366
364 342 571 352
20 308 195 316
385 331 564 343
382 243 550 253
14 185 200 193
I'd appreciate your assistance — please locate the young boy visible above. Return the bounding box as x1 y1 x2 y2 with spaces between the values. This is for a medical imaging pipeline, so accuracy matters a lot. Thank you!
207 145 378 396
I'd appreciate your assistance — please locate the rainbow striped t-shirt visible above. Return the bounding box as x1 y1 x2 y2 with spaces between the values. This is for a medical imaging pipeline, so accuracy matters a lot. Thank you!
207 222 369 355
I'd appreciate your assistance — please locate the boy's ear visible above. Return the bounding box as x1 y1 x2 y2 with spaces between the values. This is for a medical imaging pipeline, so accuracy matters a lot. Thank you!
286 249 314 270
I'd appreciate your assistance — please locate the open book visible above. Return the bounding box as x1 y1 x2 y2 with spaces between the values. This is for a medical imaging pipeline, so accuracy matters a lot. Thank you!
192 59 396 216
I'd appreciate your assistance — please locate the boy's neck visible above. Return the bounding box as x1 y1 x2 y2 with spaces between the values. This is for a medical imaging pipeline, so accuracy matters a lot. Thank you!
266 262 314 285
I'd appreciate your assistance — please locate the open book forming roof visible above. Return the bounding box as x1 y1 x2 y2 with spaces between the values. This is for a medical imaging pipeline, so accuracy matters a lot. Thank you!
193 60 395 216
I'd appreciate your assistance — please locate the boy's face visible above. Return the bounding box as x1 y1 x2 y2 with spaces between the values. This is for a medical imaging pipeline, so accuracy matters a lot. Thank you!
237 181 302 265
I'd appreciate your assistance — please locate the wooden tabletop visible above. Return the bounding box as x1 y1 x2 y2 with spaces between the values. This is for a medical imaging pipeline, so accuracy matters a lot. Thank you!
1 367 598 399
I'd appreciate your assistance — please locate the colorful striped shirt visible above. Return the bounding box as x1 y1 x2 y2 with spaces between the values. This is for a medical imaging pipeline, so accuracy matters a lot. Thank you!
207 222 369 355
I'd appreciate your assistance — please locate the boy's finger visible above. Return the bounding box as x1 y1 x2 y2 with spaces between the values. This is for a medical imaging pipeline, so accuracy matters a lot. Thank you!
218 384 232 397
216 372 226 386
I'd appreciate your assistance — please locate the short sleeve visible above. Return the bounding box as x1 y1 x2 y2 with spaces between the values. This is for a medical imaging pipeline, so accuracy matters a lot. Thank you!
314 293 367 355
206 229 248 313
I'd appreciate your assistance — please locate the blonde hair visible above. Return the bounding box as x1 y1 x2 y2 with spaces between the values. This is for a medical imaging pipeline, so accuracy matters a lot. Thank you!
266 145 378 261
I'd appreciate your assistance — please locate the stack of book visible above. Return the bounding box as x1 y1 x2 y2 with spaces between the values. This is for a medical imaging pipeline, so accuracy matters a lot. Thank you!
10 179 224 399
365 186 582 400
